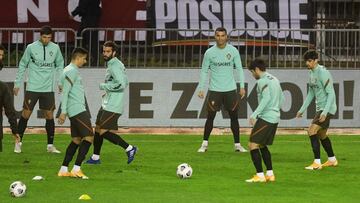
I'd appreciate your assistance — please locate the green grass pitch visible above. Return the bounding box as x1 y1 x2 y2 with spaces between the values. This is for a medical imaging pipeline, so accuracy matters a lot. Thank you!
1 134 359 202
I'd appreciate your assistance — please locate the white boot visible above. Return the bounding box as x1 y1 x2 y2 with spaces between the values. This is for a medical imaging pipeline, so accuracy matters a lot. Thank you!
234 143 247 152
14 142 22 153
47 145 61 153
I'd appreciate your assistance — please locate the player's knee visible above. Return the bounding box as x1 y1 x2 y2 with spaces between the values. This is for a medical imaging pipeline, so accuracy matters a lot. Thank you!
319 133 328 140
72 138 81 145
95 125 100 133
98 129 108 136
22 110 32 119
248 142 259 150
307 128 317 136
109 130 117 134
44 111 54 119
83 136 94 143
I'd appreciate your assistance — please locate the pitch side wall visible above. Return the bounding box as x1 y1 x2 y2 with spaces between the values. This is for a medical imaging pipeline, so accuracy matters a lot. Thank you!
1 69 358 127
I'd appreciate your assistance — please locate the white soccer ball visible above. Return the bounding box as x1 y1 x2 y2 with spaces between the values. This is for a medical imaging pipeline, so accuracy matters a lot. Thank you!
9 181 26 197
9 181 22 192
176 163 193 179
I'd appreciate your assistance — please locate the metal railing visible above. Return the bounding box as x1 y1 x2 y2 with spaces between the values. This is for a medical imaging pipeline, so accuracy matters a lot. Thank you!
80 28 214 68
1 28 360 69
229 28 360 69
0 28 77 67
80 28 360 69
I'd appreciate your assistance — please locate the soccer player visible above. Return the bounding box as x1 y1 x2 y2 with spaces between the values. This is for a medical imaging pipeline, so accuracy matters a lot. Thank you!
296 50 338 170
86 41 137 165
197 27 247 153
57 48 93 179
13 26 64 153
0 44 21 152
245 59 284 183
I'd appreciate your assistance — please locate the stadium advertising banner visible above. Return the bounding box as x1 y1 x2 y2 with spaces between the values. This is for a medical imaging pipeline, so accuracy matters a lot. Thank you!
1 1 312 43
149 0 313 41
1 69 358 128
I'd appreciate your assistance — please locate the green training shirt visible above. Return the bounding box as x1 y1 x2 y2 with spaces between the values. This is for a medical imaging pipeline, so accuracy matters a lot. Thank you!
14 40 64 92
250 72 284 124
100 57 128 114
199 43 245 92
298 64 337 116
60 63 86 118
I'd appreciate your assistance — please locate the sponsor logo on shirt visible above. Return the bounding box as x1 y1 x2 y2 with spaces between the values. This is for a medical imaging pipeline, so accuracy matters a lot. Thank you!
30 57 54 68
211 61 232 67
32 61 55 68
311 78 317 83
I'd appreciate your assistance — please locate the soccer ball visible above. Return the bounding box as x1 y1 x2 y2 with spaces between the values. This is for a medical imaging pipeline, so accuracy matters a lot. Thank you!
176 163 193 179
9 181 22 192
9 181 26 197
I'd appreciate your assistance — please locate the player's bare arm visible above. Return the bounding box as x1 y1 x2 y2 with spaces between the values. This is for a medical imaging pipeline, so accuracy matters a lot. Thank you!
239 88 246 99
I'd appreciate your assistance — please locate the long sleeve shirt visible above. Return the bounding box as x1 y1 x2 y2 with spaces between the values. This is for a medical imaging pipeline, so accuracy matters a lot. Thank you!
298 64 337 116
250 72 284 124
14 40 64 92
60 63 86 118
100 57 128 114
199 44 245 92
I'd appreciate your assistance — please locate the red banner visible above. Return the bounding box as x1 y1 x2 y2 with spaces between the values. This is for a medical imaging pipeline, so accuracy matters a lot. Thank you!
0 0 147 28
